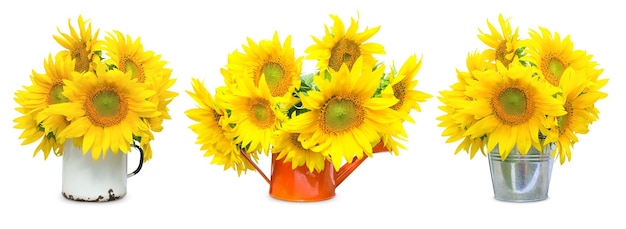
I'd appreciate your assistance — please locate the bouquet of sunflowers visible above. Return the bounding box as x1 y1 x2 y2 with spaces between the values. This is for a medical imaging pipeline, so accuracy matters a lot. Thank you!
437 14 608 164
14 15 178 162
186 14 431 175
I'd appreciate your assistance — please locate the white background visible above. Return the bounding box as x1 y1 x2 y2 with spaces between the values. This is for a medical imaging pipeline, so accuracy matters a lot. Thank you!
1 0 623 228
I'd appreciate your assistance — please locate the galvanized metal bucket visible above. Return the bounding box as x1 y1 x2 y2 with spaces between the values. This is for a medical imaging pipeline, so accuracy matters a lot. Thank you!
488 144 555 202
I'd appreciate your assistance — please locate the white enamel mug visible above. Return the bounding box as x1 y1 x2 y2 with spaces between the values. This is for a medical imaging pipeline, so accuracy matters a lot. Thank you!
61 139 143 202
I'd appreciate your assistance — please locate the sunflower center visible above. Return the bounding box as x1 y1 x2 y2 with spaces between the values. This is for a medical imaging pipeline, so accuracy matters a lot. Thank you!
85 88 128 127
71 42 90 72
120 57 146 83
492 87 533 125
290 133 306 151
329 39 361 71
548 59 565 84
499 88 526 115
320 96 364 133
495 41 512 66
391 82 406 110
249 98 275 128
558 101 574 134
541 55 566 86
48 83 69 104
260 62 287 96
212 110 222 123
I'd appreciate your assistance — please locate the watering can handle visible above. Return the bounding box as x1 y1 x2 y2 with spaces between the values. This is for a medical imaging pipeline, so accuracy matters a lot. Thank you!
240 150 271 184
127 143 144 178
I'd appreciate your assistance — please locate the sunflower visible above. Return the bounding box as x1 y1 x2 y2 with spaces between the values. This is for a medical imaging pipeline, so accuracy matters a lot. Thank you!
437 74 486 158
466 50 496 73
103 30 178 133
549 68 608 164
283 57 404 169
525 27 601 87
380 54 432 154
53 15 101 73
186 79 256 175
441 116 488 159
144 67 178 134
225 32 303 101
305 14 385 73
437 51 494 158
14 104 64 159
462 62 566 160
386 54 431 119
221 72 285 155
44 63 160 160
477 14 521 68
104 30 163 83
273 130 327 173
13 53 76 159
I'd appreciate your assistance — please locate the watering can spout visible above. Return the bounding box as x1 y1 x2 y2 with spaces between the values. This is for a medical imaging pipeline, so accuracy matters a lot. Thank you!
335 141 388 187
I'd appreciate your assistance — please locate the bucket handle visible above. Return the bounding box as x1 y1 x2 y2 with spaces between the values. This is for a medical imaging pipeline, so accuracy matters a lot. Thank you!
127 143 144 178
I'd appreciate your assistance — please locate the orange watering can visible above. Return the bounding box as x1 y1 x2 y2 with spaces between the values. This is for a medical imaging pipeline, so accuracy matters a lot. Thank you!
240 141 389 202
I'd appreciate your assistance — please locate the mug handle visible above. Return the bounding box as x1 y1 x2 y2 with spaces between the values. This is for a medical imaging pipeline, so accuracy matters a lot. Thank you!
127 143 144 178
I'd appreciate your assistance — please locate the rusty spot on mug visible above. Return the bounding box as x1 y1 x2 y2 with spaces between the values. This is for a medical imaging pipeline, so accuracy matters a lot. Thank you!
62 189 122 202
